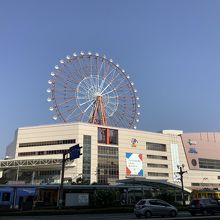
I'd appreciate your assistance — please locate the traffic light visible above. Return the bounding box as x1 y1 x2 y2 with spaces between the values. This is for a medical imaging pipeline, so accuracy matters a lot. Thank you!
69 144 82 160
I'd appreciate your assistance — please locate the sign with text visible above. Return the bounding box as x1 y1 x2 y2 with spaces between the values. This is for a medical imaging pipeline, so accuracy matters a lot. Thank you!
126 153 143 176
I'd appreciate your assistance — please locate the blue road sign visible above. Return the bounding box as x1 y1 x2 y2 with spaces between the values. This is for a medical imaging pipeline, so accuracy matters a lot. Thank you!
69 144 82 160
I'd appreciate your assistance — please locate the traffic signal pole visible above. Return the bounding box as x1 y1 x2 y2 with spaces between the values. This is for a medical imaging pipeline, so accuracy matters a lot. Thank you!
59 152 66 208
177 165 187 206
58 144 82 208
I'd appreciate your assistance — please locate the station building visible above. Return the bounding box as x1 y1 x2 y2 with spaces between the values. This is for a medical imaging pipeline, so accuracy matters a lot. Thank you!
2 122 220 192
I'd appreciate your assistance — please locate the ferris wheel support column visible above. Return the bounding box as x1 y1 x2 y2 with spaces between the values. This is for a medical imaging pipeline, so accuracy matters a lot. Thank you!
88 96 110 144
89 96 108 126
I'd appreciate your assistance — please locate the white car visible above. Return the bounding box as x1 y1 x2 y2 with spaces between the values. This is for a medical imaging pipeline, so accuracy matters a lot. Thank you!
134 199 178 218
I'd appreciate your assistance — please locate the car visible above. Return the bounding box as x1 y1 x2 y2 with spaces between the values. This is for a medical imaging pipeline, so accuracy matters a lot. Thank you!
188 198 220 216
134 199 178 218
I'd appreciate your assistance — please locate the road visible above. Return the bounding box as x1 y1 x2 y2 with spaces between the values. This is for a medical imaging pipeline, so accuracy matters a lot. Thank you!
1 212 220 220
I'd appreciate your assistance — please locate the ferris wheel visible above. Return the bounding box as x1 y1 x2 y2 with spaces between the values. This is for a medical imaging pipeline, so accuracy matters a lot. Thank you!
47 52 140 129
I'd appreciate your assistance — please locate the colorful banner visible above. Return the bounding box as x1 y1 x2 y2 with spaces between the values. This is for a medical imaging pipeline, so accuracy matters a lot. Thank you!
126 153 143 176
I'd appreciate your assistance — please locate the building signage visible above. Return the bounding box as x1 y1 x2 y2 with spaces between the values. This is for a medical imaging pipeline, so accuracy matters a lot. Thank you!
131 138 138 147
126 153 143 176
188 139 198 154
188 139 197 145
188 147 198 154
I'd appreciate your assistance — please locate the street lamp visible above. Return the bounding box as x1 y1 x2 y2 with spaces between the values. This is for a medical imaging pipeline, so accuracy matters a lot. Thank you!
177 164 187 206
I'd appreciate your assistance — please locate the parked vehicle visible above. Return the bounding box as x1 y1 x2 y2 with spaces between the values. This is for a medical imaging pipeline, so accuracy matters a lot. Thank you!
134 199 178 218
188 198 220 216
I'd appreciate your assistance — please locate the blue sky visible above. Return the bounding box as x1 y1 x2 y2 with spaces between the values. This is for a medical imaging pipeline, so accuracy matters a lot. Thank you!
1 0 220 158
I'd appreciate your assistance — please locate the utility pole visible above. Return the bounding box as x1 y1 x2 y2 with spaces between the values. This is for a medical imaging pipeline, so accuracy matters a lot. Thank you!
177 164 187 206
58 144 82 209
59 152 67 208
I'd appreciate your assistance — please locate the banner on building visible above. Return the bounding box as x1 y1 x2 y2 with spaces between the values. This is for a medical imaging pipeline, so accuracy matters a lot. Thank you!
126 153 143 176
170 144 180 182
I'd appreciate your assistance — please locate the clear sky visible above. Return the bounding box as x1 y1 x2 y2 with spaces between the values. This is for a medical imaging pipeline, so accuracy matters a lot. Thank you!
1 0 220 159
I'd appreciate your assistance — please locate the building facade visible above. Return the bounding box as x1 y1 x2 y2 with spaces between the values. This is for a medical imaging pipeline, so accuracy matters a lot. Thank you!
2 122 220 191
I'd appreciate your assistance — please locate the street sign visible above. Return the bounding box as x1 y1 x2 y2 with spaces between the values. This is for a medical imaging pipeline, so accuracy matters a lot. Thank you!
69 144 82 160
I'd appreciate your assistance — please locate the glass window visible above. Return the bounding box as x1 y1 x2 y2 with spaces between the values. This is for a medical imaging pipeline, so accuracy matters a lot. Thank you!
148 172 169 177
149 200 158 205
147 163 168 168
146 142 166 151
147 155 167 160
82 135 91 184
199 158 220 169
137 200 146 205
98 146 119 184
98 127 118 145
2 192 10 201
19 139 76 148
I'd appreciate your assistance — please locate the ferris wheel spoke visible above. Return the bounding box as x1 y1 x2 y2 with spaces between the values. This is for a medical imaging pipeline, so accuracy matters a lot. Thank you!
96 58 99 91
59 105 79 116
55 95 77 101
77 89 89 96
65 105 81 120
100 67 116 88
116 110 131 125
112 78 126 91
103 60 111 79
107 96 118 99
90 75 97 91
82 77 96 91
55 87 76 93
70 64 86 82
112 81 130 90
55 78 76 91
75 112 84 121
77 96 88 100
110 116 120 127
78 81 91 92
84 100 95 113
101 89 117 97
99 68 116 91
77 58 88 79
105 105 116 115
100 71 120 95
96 58 104 89
117 107 134 119
107 101 118 106
79 99 94 107
89 56 93 76
58 67 81 84
113 110 128 128
56 97 77 106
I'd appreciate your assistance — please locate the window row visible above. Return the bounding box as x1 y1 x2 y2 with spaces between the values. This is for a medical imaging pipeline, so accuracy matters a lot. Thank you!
39 170 60 176
19 139 76 148
18 149 68 156
147 155 167 160
98 145 118 155
191 182 220 187
199 158 220 169
147 163 168 168
146 142 166 151
148 172 169 177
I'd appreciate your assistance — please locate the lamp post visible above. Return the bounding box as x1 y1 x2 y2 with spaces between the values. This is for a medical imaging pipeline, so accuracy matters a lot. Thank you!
177 164 187 206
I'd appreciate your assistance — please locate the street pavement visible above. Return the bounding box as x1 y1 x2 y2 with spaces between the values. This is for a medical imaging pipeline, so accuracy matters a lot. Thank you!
1 212 220 220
